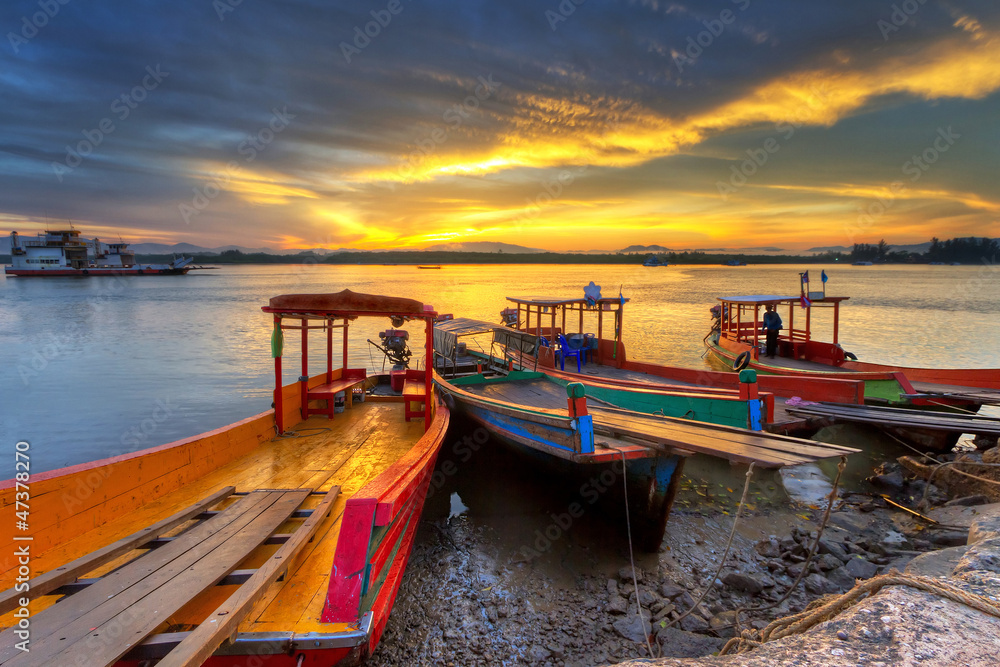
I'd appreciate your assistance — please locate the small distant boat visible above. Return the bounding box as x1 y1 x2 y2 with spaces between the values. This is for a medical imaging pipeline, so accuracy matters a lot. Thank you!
852 260 873 266
0 290 449 665
417 265 442 269
642 255 667 267
5 229 194 276
722 259 746 266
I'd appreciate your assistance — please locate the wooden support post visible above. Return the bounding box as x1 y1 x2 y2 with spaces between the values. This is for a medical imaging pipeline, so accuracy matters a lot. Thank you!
326 320 333 383
343 320 349 370
739 369 761 431
833 302 840 345
300 319 309 419
424 315 433 428
274 316 284 434
567 382 588 418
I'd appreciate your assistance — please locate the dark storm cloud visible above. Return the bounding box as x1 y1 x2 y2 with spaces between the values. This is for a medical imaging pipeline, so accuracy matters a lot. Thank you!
0 0 998 247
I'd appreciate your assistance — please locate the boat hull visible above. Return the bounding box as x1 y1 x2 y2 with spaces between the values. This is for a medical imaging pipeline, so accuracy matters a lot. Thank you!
437 376 684 551
0 382 449 666
4 266 190 276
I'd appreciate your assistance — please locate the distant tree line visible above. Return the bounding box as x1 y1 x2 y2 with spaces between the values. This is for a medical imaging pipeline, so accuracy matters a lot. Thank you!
123 236 1000 266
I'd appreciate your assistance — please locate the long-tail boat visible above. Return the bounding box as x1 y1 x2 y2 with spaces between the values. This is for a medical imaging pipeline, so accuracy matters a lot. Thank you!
477 287 1000 451
702 273 1000 402
0 289 448 666
433 323 858 551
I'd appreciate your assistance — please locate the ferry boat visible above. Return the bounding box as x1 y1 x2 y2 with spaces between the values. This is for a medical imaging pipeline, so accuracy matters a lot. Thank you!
4 229 193 276
0 290 449 666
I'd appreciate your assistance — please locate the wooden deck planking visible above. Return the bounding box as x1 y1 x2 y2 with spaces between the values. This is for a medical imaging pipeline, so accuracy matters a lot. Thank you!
0 490 309 667
0 402 423 642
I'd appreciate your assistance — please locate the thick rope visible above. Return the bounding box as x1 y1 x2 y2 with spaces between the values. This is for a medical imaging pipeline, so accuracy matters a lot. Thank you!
721 569 1000 655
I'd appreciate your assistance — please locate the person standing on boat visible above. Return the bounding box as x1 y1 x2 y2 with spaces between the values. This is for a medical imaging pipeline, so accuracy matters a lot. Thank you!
762 304 782 358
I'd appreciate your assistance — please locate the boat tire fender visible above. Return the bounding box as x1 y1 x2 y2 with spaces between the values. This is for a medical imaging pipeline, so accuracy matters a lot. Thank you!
844 351 858 361
734 351 752 371
138 269 144 275
82 269 89 275
441 390 456 413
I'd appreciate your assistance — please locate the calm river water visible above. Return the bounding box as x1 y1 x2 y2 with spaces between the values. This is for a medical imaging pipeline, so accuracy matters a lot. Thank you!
2 263 998 473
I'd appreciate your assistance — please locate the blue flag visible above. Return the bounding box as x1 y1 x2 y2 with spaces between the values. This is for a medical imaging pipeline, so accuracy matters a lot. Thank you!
802 270 809 284
821 270 828 283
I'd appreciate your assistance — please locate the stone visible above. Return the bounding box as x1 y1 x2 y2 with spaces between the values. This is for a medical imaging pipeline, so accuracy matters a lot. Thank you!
869 470 905 492
528 645 551 662
654 626 724 658
970 516 1000 544
606 596 628 615
954 538 1000 576
881 530 911 549
722 571 765 594
779 535 798 552
755 538 782 558
818 537 850 562
845 556 878 580
982 446 1000 463
606 578 619 596
930 530 970 547
945 495 991 507
816 553 845 572
804 572 840 595
619 566 642 583
659 582 686 600
904 547 969 577
828 511 874 533
708 610 740 638
613 609 652 643
653 603 676 621
678 613 710 633
826 566 856 591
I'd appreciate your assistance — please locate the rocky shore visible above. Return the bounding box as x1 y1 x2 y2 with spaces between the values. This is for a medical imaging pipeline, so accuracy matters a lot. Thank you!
370 435 999 666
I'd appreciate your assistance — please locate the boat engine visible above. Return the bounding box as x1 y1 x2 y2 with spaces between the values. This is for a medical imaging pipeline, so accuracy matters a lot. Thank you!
500 307 518 327
378 329 411 367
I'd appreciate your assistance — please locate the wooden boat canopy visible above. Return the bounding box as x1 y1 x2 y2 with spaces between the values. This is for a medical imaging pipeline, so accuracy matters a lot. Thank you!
264 289 437 433
506 293 630 367
264 289 432 319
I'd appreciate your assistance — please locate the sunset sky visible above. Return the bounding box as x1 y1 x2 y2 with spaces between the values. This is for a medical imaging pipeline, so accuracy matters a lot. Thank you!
1 0 998 252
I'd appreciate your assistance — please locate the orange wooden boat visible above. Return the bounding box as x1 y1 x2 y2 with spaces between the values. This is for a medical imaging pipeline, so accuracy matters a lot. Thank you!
0 290 449 666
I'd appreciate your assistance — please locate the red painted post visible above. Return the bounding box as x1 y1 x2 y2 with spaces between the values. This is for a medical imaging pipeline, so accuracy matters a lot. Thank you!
343 320 349 370
833 302 840 345
301 320 309 419
326 320 333 383
274 315 284 434
424 314 433 429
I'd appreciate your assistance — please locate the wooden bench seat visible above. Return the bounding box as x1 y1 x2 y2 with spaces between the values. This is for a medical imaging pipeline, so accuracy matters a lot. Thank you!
0 489 309 667
305 370 366 419
402 379 427 421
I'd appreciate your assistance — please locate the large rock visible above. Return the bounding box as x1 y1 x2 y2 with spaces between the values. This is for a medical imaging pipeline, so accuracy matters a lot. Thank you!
721 572 765 594
804 573 840 595
613 609 652 643
844 556 878 580
826 565 855 591
817 537 850 563
654 626 724 658
659 582 686 600
970 515 1000 544
906 546 969 578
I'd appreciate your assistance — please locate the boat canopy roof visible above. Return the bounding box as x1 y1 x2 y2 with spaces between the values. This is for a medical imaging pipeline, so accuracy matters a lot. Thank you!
507 295 630 306
434 317 497 337
263 289 434 319
717 294 849 305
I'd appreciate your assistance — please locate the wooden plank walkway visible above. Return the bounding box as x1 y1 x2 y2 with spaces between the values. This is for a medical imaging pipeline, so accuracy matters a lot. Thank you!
466 377 857 467
590 405 856 468
0 489 309 667
785 402 1000 434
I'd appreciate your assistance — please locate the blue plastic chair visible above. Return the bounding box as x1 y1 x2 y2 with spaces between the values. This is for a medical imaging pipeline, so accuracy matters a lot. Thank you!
557 334 584 372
